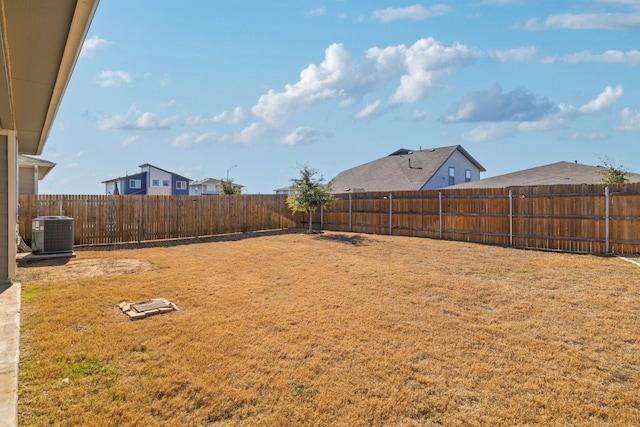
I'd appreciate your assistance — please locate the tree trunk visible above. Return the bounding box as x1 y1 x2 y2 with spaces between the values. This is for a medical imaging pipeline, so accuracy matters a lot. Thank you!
308 211 313 232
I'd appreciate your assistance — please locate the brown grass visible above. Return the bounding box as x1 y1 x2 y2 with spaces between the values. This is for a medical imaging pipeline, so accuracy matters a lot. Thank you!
17 231 640 426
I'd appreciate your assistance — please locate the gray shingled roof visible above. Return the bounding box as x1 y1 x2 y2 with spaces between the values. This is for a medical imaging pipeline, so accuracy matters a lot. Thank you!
449 161 640 189
329 145 485 193
190 178 222 186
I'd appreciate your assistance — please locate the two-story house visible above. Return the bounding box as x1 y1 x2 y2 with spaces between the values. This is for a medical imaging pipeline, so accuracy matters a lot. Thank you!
102 164 191 196
189 178 244 195
329 145 485 193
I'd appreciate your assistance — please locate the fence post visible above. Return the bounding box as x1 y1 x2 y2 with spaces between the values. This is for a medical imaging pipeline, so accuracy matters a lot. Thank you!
509 190 513 246
137 197 143 243
348 193 352 232
605 186 610 254
438 192 443 239
388 192 393 235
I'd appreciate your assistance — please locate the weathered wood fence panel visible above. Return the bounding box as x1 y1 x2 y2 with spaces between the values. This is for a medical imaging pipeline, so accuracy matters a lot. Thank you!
18 194 299 246
322 183 640 254
17 183 640 254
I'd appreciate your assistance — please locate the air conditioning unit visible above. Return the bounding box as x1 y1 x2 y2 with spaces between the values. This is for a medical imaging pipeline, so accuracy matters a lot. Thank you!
31 216 74 254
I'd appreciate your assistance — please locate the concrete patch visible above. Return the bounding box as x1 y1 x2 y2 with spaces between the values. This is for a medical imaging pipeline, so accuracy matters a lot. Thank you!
0 282 20 427
119 298 179 320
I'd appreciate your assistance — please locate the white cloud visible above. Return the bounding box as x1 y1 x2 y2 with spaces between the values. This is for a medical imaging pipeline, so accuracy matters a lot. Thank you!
186 107 245 126
252 38 479 126
579 85 623 114
568 132 608 140
372 4 452 22
121 136 140 148
595 0 640 5
389 39 481 104
171 132 219 148
133 112 175 130
490 46 537 62
353 100 382 120
542 49 640 64
279 127 329 145
225 122 268 144
481 0 525 4
460 86 623 142
523 13 640 30
64 162 81 170
97 109 177 131
80 36 109 58
308 7 326 16
96 71 133 87
412 110 426 121
252 43 355 126
618 107 640 131
441 84 555 123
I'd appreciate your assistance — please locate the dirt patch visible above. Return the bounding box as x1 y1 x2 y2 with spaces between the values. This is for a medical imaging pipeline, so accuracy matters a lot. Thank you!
16 258 157 282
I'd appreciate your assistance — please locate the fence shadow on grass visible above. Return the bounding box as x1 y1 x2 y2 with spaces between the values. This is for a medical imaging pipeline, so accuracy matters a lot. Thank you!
74 228 302 252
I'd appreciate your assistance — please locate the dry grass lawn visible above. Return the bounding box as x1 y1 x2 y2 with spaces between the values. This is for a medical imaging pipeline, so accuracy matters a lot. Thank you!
16 231 640 426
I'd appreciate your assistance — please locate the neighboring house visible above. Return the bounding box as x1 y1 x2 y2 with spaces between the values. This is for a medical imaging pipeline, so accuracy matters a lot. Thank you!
329 145 485 193
448 161 640 189
189 178 244 195
102 164 191 196
274 186 296 195
18 155 55 195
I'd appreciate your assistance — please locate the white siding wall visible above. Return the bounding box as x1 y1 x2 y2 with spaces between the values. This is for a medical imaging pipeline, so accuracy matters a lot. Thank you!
421 150 482 190
147 167 172 195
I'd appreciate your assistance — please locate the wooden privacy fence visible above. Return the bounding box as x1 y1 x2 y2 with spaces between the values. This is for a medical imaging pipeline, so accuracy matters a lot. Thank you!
321 183 640 254
19 194 300 246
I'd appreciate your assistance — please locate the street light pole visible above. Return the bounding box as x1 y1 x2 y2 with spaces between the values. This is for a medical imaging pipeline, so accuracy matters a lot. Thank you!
226 164 237 181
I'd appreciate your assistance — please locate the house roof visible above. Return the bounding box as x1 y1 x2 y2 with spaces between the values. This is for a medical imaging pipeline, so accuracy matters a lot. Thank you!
0 0 100 155
190 178 222 186
449 161 640 189
274 185 295 192
138 163 174 175
18 155 56 180
101 171 146 184
329 145 485 193
138 163 192 182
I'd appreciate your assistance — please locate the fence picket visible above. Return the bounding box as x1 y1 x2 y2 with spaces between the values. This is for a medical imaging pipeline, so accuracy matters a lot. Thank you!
17 184 640 254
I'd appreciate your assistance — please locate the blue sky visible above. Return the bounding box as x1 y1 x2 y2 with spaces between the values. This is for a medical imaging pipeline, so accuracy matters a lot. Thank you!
41 0 640 194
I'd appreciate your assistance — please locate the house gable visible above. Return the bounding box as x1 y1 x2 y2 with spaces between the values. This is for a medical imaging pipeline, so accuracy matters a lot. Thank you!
330 145 485 193
190 178 222 195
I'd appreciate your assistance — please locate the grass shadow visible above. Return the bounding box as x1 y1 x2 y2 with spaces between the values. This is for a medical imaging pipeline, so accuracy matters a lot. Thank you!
314 233 371 246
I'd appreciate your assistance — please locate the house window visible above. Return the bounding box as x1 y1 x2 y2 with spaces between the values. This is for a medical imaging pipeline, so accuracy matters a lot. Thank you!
204 184 216 192
176 181 187 190
162 180 170 187
448 167 455 185
465 169 471 182
130 179 141 189
152 179 160 186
